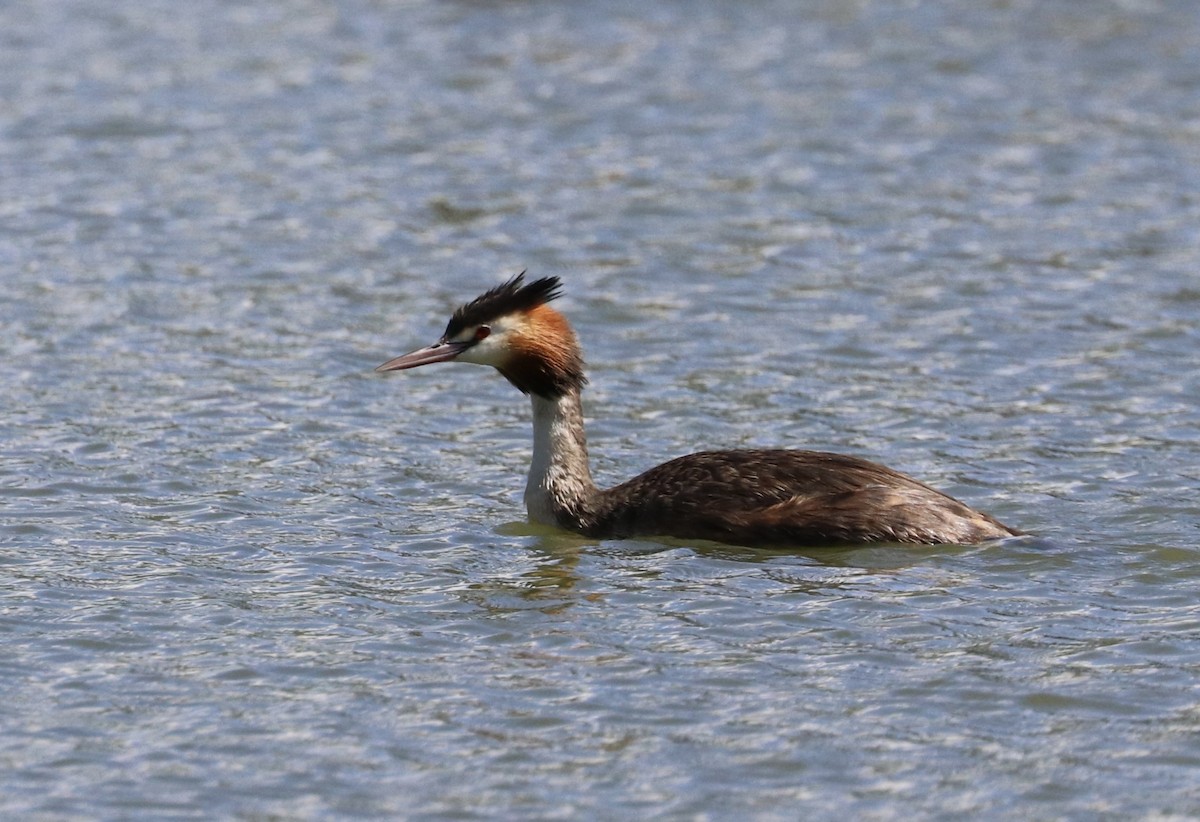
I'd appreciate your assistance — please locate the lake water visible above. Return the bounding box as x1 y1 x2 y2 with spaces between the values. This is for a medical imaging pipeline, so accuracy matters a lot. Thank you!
3 0 1199 818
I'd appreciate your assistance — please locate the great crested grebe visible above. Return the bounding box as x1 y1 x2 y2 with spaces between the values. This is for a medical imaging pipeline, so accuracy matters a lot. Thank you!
377 274 1021 547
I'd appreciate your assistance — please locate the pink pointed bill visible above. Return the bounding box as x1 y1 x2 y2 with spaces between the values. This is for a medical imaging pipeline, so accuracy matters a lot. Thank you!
375 341 471 372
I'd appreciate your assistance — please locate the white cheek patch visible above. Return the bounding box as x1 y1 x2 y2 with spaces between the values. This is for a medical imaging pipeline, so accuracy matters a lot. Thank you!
457 342 497 366
448 328 477 344
454 315 526 367
491 315 525 336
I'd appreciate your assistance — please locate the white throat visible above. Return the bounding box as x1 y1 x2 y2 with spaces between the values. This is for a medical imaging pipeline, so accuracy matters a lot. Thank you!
524 389 597 527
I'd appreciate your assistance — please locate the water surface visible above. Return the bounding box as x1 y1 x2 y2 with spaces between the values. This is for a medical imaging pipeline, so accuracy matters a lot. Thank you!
2 1 1199 818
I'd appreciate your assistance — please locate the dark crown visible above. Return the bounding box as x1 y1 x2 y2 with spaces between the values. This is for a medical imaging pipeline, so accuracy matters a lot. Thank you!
444 272 562 339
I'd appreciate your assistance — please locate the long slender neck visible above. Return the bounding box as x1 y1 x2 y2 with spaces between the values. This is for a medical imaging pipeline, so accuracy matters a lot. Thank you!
524 387 600 529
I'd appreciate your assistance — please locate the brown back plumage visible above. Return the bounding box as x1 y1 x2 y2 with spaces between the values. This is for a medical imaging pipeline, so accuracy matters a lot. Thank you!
585 449 1020 547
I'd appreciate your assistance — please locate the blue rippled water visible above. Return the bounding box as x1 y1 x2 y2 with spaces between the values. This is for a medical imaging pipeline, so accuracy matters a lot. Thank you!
3 1 1199 818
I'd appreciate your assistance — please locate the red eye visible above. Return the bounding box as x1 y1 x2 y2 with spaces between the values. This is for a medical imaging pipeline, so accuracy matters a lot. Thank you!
474 325 491 341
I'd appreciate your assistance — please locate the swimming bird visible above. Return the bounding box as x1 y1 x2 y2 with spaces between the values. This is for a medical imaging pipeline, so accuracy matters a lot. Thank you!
377 274 1020 547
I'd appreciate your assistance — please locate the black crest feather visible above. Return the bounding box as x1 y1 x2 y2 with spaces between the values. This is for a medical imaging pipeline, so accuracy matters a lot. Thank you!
444 272 563 339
